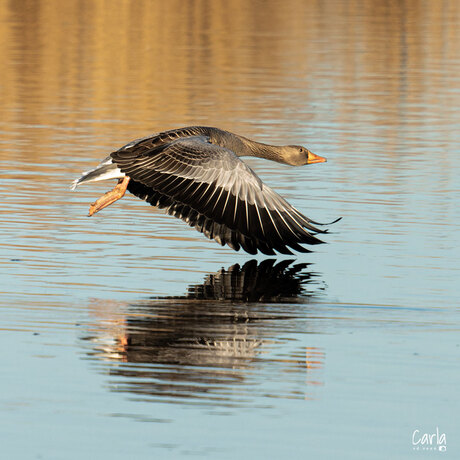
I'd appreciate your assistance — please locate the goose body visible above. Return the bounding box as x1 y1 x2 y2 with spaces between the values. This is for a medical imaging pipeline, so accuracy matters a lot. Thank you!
72 126 336 255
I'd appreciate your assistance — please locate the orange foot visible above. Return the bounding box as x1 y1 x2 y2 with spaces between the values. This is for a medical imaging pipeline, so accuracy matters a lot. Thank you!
88 176 130 216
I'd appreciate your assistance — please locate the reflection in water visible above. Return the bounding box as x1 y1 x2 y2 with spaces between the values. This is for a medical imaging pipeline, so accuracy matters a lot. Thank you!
82 260 325 407
170 259 323 302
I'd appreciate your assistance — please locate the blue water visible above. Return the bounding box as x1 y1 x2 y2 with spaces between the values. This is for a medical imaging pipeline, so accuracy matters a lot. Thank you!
1 1 459 458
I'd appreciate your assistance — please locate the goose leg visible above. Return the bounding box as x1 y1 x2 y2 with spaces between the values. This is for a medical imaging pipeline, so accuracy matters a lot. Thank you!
88 176 130 216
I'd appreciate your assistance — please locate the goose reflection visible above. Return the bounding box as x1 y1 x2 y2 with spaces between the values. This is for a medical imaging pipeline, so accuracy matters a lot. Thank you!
164 258 323 302
82 259 326 406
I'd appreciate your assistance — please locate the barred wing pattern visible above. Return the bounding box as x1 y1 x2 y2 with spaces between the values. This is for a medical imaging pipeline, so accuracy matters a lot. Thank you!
111 135 326 255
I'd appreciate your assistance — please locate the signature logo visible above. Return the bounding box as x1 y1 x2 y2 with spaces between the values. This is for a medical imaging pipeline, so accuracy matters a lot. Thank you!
412 427 446 452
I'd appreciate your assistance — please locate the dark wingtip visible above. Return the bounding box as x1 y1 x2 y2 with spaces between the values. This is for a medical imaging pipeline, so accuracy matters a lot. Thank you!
288 242 313 253
308 216 342 226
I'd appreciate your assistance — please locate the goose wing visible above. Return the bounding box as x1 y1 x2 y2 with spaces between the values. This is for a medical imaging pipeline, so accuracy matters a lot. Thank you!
111 135 326 255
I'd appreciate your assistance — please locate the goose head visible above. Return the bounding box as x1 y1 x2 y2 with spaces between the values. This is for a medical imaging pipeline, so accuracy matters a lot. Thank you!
284 145 327 166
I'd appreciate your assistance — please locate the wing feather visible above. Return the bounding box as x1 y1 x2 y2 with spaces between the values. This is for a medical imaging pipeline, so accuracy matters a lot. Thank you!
111 135 325 254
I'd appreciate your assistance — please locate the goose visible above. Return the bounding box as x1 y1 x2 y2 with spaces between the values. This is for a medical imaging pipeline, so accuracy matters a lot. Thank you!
71 126 338 255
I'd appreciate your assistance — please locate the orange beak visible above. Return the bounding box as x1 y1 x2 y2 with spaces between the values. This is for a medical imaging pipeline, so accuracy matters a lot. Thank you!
307 151 327 164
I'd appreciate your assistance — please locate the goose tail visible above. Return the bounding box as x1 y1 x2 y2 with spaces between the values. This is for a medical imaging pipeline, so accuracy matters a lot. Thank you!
71 156 125 190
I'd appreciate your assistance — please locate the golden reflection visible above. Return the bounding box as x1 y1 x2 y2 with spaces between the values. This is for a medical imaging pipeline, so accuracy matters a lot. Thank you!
82 260 326 405
1 0 459 159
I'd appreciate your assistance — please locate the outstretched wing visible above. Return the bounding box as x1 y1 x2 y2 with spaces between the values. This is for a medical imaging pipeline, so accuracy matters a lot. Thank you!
111 135 326 255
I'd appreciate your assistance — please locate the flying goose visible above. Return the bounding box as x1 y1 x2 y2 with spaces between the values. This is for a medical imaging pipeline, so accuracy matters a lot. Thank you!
72 126 338 255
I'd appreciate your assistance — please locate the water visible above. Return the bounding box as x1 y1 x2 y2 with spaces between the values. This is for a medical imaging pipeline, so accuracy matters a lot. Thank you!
1 0 459 458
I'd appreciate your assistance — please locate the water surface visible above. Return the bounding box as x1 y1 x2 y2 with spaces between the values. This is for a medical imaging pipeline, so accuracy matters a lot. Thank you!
1 1 459 458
